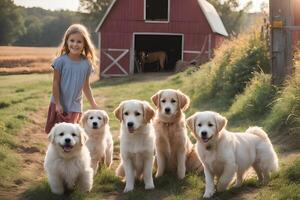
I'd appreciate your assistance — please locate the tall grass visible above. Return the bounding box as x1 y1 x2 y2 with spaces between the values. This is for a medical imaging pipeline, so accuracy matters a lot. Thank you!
264 72 300 136
182 31 271 114
227 72 276 124
208 33 270 107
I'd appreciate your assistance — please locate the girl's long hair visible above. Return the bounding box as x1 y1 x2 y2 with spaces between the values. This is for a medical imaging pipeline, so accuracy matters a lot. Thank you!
58 24 98 69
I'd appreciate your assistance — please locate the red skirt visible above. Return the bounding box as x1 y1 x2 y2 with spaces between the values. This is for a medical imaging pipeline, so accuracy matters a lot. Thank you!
45 103 82 134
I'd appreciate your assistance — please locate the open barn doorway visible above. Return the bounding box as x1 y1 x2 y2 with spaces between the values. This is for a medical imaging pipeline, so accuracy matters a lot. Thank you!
134 34 183 73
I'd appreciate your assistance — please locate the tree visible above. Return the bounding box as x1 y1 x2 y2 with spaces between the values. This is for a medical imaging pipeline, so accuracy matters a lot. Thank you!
208 0 251 36
0 0 25 45
79 0 112 20
79 0 113 46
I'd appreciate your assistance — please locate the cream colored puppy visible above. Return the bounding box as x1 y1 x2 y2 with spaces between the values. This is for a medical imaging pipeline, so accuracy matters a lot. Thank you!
186 111 279 198
44 122 93 195
151 89 203 179
82 110 113 175
114 100 155 192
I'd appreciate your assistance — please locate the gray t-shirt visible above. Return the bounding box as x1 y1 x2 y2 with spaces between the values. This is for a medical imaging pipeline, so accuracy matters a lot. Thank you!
50 54 92 113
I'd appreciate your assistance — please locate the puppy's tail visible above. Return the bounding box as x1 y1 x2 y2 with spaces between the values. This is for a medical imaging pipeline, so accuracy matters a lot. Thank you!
246 126 270 141
247 126 279 172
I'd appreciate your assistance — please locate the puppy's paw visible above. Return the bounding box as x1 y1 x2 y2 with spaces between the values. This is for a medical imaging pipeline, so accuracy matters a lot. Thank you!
203 189 215 198
51 188 64 195
145 182 155 190
177 172 185 180
123 186 134 193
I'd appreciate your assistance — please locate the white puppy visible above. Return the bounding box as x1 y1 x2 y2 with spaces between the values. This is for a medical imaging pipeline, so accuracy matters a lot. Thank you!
44 122 93 195
114 100 155 192
82 109 113 175
186 111 279 198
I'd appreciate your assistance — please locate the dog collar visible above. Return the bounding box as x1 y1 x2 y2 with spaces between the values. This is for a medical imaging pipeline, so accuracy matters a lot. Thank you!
206 144 212 151
162 122 174 127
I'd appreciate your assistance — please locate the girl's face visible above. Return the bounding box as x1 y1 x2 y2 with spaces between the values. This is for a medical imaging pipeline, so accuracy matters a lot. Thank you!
67 33 84 57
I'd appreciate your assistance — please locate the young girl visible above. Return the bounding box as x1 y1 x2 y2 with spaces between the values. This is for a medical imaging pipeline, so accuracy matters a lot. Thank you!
45 24 99 134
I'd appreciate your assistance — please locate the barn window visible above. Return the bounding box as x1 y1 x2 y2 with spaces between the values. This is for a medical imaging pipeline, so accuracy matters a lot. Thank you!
145 0 169 22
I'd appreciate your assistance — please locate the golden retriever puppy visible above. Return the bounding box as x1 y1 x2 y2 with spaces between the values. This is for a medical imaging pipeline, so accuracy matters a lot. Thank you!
82 109 113 175
44 122 93 195
186 111 279 198
151 89 203 179
114 100 155 192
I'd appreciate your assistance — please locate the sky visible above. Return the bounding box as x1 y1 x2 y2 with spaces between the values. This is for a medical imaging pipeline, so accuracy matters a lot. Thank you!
13 0 268 12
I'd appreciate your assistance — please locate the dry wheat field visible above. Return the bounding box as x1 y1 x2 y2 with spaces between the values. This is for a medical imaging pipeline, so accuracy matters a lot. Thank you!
0 46 57 74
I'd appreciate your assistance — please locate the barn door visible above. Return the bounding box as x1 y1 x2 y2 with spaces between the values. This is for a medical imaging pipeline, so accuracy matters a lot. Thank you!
101 48 129 77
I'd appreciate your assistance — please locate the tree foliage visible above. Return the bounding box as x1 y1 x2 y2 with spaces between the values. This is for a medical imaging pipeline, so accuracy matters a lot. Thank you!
79 0 113 45
15 8 81 46
208 0 251 36
0 0 25 45
79 0 112 20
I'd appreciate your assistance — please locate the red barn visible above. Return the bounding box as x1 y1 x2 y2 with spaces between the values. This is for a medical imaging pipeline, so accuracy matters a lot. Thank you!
96 0 228 78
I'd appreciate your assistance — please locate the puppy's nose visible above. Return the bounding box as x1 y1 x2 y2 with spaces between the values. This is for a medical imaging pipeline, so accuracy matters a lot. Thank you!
93 122 98 126
165 108 171 113
201 131 207 137
127 122 134 127
65 138 71 143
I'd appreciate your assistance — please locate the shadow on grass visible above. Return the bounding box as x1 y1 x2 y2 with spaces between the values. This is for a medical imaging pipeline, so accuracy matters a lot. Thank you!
22 171 265 200
211 179 261 200
22 180 86 200
115 173 191 200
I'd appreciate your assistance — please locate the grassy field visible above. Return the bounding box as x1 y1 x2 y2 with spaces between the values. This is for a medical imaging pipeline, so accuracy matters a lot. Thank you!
0 46 57 74
0 72 299 200
0 35 299 199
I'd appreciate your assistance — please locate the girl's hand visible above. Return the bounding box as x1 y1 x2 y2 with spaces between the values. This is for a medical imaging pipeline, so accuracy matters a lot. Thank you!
91 103 100 110
55 103 63 114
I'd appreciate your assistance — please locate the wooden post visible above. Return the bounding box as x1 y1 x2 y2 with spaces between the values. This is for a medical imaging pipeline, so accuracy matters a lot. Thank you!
269 0 293 85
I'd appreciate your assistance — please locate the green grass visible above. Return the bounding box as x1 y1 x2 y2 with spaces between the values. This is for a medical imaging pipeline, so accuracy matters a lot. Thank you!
226 72 276 128
252 156 300 200
264 72 300 135
0 73 52 187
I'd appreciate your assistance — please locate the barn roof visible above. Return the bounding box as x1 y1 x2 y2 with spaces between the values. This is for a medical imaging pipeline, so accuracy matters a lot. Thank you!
197 0 228 36
95 0 228 36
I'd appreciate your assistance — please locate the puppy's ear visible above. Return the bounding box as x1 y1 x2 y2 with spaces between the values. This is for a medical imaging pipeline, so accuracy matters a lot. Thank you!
214 112 227 133
77 124 89 145
177 90 190 111
102 110 109 124
142 101 155 123
186 114 196 133
81 110 90 127
48 123 58 143
151 90 161 108
114 102 124 121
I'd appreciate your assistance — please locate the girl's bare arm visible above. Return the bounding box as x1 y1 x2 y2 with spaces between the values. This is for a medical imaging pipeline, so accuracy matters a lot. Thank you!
52 69 63 113
83 76 99 109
